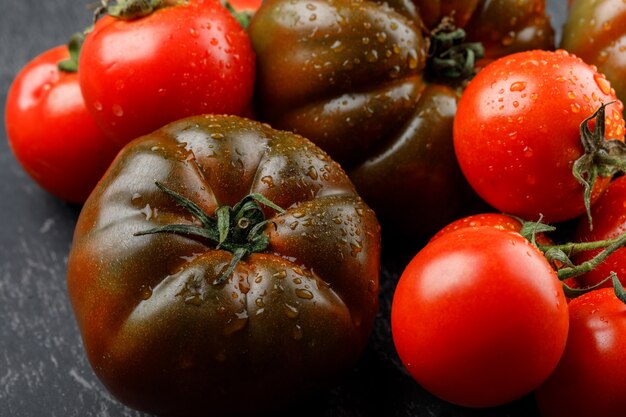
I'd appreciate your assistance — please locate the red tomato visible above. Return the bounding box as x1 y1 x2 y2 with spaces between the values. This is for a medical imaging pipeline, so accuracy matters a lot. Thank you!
391 227 569 408
5 45 117 204
574 175 626 288
454 49 625 223
79 0 255 147
535 288 626 417
430 212 552 245
228 0 261 12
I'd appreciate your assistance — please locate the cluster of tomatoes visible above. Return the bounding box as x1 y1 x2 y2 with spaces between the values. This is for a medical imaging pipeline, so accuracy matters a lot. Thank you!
6 0 626 416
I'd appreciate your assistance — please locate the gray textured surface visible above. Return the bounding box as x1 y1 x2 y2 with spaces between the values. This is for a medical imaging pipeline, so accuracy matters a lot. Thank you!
0 1 566 416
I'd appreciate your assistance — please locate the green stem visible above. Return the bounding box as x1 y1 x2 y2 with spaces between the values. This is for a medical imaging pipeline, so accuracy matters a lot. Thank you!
538 237 621 256
553 232 626 281
134 182 284 286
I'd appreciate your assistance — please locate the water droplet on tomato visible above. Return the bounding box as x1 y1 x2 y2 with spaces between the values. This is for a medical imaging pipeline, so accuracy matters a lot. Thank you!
293 324 303 340
510 81 526 92
112 104 124 117
284 302 299 319
594 74 612 95
295 288 314 300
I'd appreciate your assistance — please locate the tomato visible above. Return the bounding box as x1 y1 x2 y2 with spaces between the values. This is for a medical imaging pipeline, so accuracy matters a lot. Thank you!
67 115 381 417
454 49 625 223
535 288 626 417
562 0 626 107
228 0 261 12
79 0 255 148
248 0 553 236
4 45 117 204
574 176 626 289
430 212 552 245
391 227 569 408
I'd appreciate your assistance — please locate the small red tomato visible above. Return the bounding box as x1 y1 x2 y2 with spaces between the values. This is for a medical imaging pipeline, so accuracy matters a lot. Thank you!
535 288 626 417
5 45 117 203
79 0 256 147
574 175 626 289
454 49 625 223
391 227 569 408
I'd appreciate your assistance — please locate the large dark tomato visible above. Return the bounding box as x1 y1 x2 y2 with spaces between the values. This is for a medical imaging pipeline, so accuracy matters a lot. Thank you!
562 0 626 106
574 175 626 288
454 49 625 223
535 288 626 417
5 45 117 203
391 227 569 408
66 115 381 417
248 0 553 236
79 0 255 147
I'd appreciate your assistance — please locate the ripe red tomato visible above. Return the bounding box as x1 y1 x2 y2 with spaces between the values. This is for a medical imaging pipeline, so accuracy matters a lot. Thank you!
574 175 626 289
5 45 117 204
79 0 255 147
391 227 569 408
430 212 552 245
454 49 625 223
535 288 626 417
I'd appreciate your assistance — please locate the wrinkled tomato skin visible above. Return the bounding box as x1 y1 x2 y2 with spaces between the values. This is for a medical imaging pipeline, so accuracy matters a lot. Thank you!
562 0 626 106
249 0 553 237
454 50 625 223
79 0 255 147
67 115 380 417
391 227 568 408
535 288 626 417
574 176 626 289
5 46 117 204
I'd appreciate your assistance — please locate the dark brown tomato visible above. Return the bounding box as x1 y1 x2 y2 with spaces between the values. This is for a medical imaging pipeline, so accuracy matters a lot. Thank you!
249 0 554 237
67 115 381 417
562 0 626 106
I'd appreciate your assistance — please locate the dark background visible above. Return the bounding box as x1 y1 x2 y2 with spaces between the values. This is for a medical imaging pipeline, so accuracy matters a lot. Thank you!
0 1 566 416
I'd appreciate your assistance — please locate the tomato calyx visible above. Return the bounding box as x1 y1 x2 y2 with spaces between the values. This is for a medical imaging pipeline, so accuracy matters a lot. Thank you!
425 16 484 83
521 217 626 301
134 182 285 285
222 1 253 29
94 0 185 22
573 102 626 229
57 31 87 73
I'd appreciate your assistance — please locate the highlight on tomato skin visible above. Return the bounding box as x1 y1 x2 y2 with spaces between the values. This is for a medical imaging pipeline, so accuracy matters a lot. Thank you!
535 288 626 417
4 45 118 204
454 49 626 224
391 227 569 408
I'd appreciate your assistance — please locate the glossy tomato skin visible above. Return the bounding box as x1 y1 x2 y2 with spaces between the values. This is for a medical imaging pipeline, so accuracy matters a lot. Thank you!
79 0 255 147
454 49 625 223
574 176 626 288
67 115 380 417
535 288 626 417
391 227 569 408
562 0 626 106
5 46 117 204
249 0 553 237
